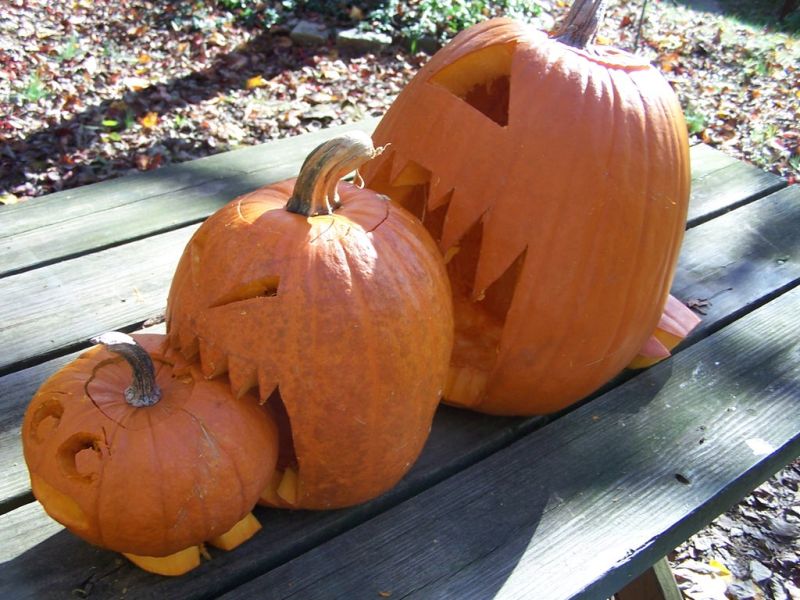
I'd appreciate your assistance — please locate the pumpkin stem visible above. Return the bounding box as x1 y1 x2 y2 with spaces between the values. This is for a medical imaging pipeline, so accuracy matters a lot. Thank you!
91 332 162 407
554 0 608 49
286 131 383 217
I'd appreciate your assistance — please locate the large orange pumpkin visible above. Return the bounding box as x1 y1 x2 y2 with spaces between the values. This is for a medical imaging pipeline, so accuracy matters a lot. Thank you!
362 1 698 416
22 333 278 576
166 132 453 509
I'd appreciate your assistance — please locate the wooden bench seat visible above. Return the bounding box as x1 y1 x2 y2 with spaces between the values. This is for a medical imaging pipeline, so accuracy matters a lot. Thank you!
1 118 798 599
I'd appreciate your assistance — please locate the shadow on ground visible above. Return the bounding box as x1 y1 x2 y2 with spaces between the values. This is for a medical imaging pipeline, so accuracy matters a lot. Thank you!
674 0 800 33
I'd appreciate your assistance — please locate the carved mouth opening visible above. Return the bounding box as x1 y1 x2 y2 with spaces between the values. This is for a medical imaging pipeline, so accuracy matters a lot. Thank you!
260 387 300 506
442 217 526 407
371 151 528 407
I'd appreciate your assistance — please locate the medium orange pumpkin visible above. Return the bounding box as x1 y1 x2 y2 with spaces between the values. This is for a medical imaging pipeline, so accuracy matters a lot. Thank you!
22 332 278 576
166 132 453 509
362 1 699 416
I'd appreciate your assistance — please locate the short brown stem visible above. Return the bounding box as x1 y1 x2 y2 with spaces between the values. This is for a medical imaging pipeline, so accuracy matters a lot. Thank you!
554 0 608 49
91 332 162 407
285 131 382 217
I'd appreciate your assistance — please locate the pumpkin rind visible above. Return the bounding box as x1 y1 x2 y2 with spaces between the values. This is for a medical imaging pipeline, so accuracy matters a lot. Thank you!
166 135 454 509
362 17 691 416
22 334 278 558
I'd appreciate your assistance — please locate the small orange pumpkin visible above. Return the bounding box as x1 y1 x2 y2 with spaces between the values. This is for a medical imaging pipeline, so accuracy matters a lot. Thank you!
166 132 453 509
362 2 697 415
22 332 278 576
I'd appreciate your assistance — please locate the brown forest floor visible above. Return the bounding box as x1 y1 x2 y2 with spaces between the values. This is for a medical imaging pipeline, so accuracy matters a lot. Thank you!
1 1 798 598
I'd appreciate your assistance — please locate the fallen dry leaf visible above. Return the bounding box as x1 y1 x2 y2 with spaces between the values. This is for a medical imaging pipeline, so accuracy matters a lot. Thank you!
122 76 150 91
246 75 267 89
139 112 159 129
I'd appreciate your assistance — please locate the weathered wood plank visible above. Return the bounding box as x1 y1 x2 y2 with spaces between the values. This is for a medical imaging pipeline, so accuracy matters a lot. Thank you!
0 164 236 240
220 283 800 600
0 119 379 240
0 120 380 278
0 170 260 278
687 143 741 178
673 185 800 339
687 156 786 227
0 226 196 373
2 185 799 511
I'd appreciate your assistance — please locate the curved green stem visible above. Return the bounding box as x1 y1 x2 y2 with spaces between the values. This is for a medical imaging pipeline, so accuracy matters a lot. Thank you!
285 131 382 217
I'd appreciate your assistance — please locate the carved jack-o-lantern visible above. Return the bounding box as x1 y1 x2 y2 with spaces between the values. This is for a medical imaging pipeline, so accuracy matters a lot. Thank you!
22 333 278 576
166 133 453 510
363 4 699 416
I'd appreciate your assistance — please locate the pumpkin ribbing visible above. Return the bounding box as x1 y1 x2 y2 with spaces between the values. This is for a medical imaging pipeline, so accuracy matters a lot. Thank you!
362 10 691 416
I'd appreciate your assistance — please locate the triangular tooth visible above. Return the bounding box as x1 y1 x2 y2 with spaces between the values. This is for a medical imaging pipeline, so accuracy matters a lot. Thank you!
257 368 280 404
473 243 528 302
168 318 199 360
182 341 200 366
167 346 195 377
198 338 228 379
428 177 455 211
440 188 484 252
389 154 410 184
228 355 258 399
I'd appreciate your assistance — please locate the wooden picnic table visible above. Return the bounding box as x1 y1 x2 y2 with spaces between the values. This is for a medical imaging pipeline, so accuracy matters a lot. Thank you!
1 117 798 599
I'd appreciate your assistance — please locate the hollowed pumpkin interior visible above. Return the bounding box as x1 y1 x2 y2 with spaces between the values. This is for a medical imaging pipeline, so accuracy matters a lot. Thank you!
430 43 514 127
30 474 90 531
58 433 102 483
260 387 299 506
210 275 281 308
444 221 526 407
386 159 526 408
29 398 64 443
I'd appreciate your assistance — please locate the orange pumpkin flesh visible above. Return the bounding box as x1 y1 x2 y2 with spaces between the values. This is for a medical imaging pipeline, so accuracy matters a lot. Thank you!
207 512 263 551
123 546 202 577
166 133 454 509
362 6 694 416
22 333 279 575
628 294 702 369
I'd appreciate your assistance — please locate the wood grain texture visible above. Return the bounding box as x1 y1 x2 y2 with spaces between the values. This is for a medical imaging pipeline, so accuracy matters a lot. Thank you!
674 185 800 339
0 226 196 373
220 283 800 600
687 155 786 227
0 119 379 238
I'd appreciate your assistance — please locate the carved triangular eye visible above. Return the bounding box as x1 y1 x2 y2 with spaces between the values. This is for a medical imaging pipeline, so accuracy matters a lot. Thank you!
430 43 515 127
210 275 281 308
